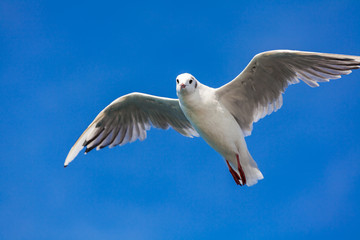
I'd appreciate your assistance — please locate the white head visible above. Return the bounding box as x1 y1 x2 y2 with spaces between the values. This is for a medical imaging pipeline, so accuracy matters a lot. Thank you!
176 73 198 97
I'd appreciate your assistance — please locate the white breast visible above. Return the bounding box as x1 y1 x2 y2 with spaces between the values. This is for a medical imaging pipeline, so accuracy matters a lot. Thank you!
178 85 244 157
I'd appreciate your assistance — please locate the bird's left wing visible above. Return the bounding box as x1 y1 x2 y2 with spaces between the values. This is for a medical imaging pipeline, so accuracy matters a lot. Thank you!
216 50 360 136
64 92 198 167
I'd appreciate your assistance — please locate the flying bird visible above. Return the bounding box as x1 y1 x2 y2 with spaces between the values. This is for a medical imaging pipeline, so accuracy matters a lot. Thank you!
65 50 360 186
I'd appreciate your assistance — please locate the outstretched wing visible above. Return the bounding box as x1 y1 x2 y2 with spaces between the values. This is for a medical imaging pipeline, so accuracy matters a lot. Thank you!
64 92 198 166
216 50 360 136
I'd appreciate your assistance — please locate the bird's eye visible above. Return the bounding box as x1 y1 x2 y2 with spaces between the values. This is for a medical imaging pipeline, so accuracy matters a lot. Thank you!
176 79 179 84
189 80 193 84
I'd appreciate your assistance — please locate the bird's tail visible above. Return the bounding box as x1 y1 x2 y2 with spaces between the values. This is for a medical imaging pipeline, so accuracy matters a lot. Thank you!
241 151 264 186
227 147 264 186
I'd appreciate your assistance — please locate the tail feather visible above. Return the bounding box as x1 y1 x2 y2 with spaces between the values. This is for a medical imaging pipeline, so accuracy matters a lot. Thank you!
243 151 264 186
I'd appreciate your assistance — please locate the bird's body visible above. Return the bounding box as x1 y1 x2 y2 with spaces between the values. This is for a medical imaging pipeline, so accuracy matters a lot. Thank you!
179 84 237 157
177 78 262 185
65 50 360 187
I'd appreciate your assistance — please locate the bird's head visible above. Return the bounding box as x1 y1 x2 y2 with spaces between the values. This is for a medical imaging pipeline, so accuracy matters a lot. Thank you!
176 73 198 97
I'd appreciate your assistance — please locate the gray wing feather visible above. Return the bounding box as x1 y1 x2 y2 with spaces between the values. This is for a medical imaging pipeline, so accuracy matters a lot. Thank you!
216 50 360 136
64 92 198 166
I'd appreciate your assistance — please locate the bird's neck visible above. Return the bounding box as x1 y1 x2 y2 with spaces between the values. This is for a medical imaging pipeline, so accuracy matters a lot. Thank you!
179 84 215 111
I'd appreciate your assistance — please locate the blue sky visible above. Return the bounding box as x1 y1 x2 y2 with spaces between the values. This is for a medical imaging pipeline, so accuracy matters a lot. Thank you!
1 0 360 239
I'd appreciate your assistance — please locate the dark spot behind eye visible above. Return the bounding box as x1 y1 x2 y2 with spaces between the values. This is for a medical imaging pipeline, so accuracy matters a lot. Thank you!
176 79 179 84
189 79 193 84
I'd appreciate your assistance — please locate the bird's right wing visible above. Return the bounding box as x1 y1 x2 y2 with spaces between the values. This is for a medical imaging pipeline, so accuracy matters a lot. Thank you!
216 50 360 136
64 92 198 167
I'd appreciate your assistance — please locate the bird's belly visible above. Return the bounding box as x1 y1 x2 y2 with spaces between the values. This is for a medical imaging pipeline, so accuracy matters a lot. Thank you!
183 104 243 157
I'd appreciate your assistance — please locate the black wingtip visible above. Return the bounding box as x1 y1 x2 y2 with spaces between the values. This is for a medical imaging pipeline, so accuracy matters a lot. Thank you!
64 165 68 168
85 146 96 154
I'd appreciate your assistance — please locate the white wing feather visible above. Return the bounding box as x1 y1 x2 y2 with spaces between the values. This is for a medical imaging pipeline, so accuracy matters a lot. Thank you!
65 92 198 167
216 50 360 136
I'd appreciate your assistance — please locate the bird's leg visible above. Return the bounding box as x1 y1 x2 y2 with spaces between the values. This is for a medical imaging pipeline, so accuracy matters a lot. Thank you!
236 154 247 186
226 160 242 186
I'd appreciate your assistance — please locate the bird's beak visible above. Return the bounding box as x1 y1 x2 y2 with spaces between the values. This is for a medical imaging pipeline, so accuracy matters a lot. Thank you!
180 84 186 89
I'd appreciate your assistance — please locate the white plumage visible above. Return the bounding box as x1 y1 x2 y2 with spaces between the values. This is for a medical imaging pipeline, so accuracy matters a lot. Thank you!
65 50 360 186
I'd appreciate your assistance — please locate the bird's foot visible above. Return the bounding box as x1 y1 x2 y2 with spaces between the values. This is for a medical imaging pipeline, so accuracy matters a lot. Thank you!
236 154 247 186
226 160 242 186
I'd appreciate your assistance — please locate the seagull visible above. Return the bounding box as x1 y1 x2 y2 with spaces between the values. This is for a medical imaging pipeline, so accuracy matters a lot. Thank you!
65 50 360 186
